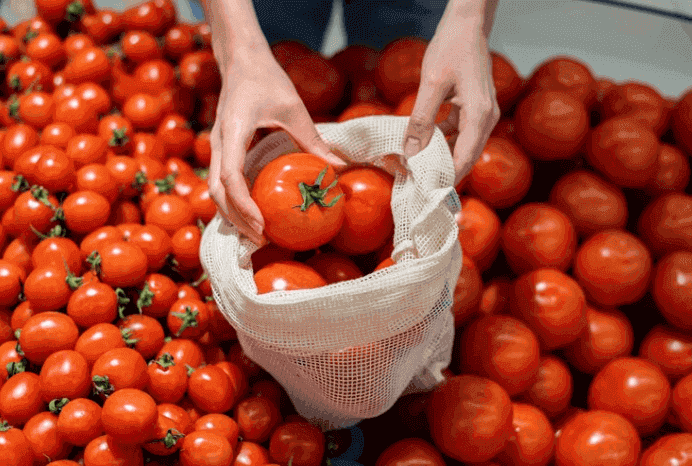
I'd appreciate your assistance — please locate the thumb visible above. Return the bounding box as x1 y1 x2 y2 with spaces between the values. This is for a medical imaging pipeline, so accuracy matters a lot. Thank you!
402 80 449 159
285 110 348 171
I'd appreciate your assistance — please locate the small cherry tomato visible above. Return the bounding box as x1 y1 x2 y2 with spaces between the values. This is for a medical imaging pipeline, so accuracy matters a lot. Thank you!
56 398 103 447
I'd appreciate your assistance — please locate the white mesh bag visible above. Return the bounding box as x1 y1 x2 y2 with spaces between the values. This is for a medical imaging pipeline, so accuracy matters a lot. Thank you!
200 116 463 431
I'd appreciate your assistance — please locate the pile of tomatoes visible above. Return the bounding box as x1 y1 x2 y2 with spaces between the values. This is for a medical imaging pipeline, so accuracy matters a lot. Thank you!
0 0 690 464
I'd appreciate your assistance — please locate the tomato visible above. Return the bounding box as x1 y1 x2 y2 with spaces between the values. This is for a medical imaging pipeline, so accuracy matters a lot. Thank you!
144 194 195 236
91 241 147 289
3 124 39 169
194 414 240 451
189 183 218 224
452 254 483 327
15 92 54 130
284 53 345 115
672 90 692 155
639 325 692 384
0 372 44 426
178 51 221 93
122 0 168 35
6 60 52 93
56 398 102 447
74 323 125 368
426 375 512 463
0 259 25 307
23 265 75 314
555 410 640 466
640 433 692 466
39 349 90 402
672 373 692 434
511 268 587 350
145 352 187 404
375 37 426 105
158 402 194 434
101 388 157 444
178 283 202 301
136 273 178 318
164 24 196 61
25 34 65 71
19 312 79 364
132 132 165 162
638 193 692 259
232 440 271 465
0 421 33 466
521 355 573 420
157 338 205 369
303 252 362 284
63 47 110 86
179 431 234 466
76 82 111 116
494 403 555 466
458 315 541 397
467 137 533 209
230 395 282 445
491 51 524 113
188 365 236 414
652 251 692 331
63 34 93 59
67 281 117 328
118 314 165 361
602 82 668 135
74 163 118 204
267 421 324 466
121 94 162 132
22 411 70 466
83 434 144 466
0 340 23 381
455 197 501 272
563 306 634 375
167 298 210 340
156 113 195 159
0 34 21 66
91 347 149 396
22 146 75 193
79 225 122 261
3 238 34 276
53 96 99 134
98 115 134 154
649 144 691 196
337 101 391 122
549 170 628 238
79 9 123 45
253 261 328 294
142 410 185 456
121 31 161 65
251 153 345 251
525 57 597 109
573 229 652 307
62 191 111 234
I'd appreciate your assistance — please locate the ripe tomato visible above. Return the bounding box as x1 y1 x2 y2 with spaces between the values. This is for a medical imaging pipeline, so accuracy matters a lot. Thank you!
304 252 362 284
91 347 149 396
638 193 692 259
75 163 119 203
337 101 391 122
98 114 134 154
179 431 235 466
74 322 127 367
525 57 597 108
22 410 71 466
0 259 25 307
455 197 501 272
648 144 691 196
511 268 587 350
502 202 577 275
144 194 195 236
39 349 90 402
267 421 324 466
672 90 692 155
563 306 634 375
121 31 161 64
284 53 346 114
0 372 44 426
157 338 205 369
178 51 221 94
495 403 555 466
188 365 237 414
123 93 164 131
56 397 103 447
53 96 98 134
457 315 541 396
672 373 692 433
3 124 39 169
67 281 118 328
0 421 33 466
573 229 652 307
235 395 283 444
233 441 271 465
452 254 483 328
555 410 640 466
136 273 178 318
156 113 195 159
19 312 79 364
427 375 512 463
602 82 669 135
79 225 122 261
254 261 328 294
25 33 65 70
146 353 188 404
63 33 94 59
118 313 165 361
23 265 74 313
170 225 202 271
64 136 108 174
101 388 157 444
167 298 210 340
62 191 111 234
639 325 692 384
521 355 573 420
92 241 148 288
491 51 524 113
252 153 345 251
16 91 54 130
375 437 445 466
194 413 240 451
78 9 123 45
163 24 196 60
0 340 23 381
376 37 426 105
83 434 144 466
652 251 692 331
189 183 218 224
467 137 533 209
6 60 52 93
549 170 628 237
639 433 692 466
76 82 111 116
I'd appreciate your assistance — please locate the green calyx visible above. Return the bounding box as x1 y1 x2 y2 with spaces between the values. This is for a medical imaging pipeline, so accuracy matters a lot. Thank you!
292 166 342 212
171 306 199 337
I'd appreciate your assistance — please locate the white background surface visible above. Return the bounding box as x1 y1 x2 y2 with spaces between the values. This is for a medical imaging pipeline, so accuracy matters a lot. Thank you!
2 0 690 98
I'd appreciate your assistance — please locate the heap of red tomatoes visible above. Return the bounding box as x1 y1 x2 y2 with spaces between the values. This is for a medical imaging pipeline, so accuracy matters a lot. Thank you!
0 0 690 465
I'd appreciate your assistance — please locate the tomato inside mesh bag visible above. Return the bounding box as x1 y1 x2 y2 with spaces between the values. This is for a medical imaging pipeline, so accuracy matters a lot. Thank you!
200 116 463 431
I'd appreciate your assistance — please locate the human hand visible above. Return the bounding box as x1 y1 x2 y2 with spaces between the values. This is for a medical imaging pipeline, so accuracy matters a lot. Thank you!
402 10 500 187
207 47 348 246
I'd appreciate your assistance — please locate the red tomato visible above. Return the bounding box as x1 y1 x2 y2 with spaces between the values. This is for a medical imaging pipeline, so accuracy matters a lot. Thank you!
83 434 144 466
179 431 235 466
254 261 328 294
521 355 573 420
101 388 157 444
491 51 524 113
648 143 691 196
525 57 597 108
19 312 79 365
234 395 283 444
74 323 126 367
640 433 692 466
573 229 652 307
39 349 90 402
638 193 692 259
194 413 240 450
452 254 483 328
40 123 75 149
639 325 692 384
456 197 501 272
91 347 149 396
376 37 426 105
146 353 188 404
652 251 692 331
22 411 71 466
268 421 325 466
426 375 513 463
79 9 123 45
511 268 587 350
156 338 205 369
56 398 103 447
602 82 669 135
304 252 363 284
672 90 692 155
92 241 148 289
62 47 110 86
0 372 45 426
167 298 210 340
0 422 34 466
495 403 555 466
252 153 345 251
188 365 237 414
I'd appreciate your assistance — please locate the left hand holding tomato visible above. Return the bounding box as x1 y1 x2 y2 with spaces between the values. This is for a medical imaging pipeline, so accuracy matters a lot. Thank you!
402 0 501 187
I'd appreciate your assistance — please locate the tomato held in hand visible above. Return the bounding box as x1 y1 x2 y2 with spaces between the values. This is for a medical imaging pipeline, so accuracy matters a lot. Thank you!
252 153 345 252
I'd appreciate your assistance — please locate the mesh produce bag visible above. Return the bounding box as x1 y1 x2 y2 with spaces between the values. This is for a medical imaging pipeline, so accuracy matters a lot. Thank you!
200 116 463 431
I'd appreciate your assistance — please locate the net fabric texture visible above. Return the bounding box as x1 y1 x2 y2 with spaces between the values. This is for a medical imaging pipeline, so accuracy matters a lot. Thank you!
200 116 463 431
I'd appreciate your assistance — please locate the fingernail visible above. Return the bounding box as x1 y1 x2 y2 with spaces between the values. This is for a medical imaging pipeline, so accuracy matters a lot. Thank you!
404 137 421 158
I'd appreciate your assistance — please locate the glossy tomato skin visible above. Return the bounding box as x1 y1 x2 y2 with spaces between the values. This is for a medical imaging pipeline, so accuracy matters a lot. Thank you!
638 193 692 259
23 410 71 466
252 153 345 252
0 372 44 427
639 325 692 384
234 395 283 445
672 90 692 154
0 423 33 466
456 197 501 272
426 375 513 463
304 252 363 284
39 349 90 402
452 253 483 328
19 312 79 365
649 143 691 196
254 261 328 294
374 437 445 466
328 166 394 255
639 433 692 466
672 373 692 433
491 51 524 113
74 322 127 367
179 431 235 466
588 357 671 436
188 365 237 414
101 388 157 444
554 410 640 466
83 434 144 466
525 57 597 109
91 347 149 394
495 402 555 466
194 413 241 450
96 241 148 288
56 398 103 447
268 420 325 466
521 355 573 420
652 251 692 331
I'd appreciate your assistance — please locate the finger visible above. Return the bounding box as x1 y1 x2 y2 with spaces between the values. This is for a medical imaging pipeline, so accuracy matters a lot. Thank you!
208 126 232 220
402 78 451 159
218 118 267 246
437 104 460 136
281 106 348 171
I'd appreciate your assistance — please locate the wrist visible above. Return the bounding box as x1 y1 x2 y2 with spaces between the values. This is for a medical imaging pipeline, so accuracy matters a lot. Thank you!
446 0 499 37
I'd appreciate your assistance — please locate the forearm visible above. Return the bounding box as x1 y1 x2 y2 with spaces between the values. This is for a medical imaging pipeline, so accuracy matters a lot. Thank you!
200 0 270 68
445 0 500 37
